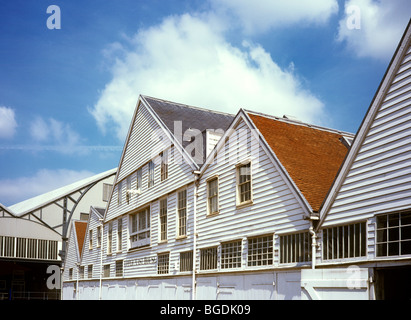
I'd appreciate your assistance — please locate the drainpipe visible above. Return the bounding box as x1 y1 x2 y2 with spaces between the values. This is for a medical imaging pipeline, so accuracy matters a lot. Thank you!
192 171 200 300
309 222 317 270
99 218 104 300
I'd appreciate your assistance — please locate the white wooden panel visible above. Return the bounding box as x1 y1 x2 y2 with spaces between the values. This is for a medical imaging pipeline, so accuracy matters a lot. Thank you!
301 268 369 300
324 39 411 229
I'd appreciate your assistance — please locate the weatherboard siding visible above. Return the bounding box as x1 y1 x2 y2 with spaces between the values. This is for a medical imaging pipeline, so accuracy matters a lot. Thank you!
322 40 411 228
79 208 103 279
63 224 80 281
105 101 194 222
196 117 310 267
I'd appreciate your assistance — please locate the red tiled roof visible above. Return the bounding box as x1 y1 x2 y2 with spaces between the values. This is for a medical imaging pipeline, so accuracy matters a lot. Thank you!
74 221 88 257
248 113 349 212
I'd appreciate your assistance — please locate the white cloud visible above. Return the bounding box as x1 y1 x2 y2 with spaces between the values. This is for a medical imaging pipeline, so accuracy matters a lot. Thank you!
0 169 95 206
90 13 326 141
29 116 82 153
0 106 17 139
211 0 339 34
337 0 410 60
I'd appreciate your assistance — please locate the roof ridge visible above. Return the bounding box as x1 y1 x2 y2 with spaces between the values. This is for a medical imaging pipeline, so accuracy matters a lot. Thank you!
244 109 354 137
141 95 235 118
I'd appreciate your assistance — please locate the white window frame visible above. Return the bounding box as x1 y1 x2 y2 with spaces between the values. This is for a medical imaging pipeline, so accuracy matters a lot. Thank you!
117 180 123 205
117 218 123 252
247 234 273 267
129 207 150 249
177 189 187 238
157 252 170 274
207 176 219 215
279 231 311 264
89 229 93 250
376 210 411 257
221 240 242 269
236 161 253 207
160 150 169 182
159 197 168 242
180 251 193 272
322 221 367 261
148 160 155 188
97 226 102 248
200 247 218 271
107 222 113 255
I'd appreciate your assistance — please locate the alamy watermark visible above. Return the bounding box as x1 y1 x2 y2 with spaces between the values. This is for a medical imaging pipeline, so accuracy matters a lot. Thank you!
345 5 361 30
46 5 61 30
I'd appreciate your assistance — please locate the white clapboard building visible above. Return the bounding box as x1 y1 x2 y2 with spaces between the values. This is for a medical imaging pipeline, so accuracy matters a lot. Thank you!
62 20 411 300
303 19 411 300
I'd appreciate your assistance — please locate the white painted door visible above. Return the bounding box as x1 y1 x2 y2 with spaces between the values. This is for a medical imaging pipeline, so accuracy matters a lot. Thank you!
301 267 369 300
276 271 301 300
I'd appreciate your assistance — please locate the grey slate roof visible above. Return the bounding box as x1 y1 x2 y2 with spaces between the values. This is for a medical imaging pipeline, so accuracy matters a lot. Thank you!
142 96 235 166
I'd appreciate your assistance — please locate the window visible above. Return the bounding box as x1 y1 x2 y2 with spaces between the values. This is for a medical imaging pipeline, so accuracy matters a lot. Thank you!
158 253 170 274
69 268 73 280
97 226 102 247
103 264 110 278
89 229 93 250
107 222 113 254
159 198 168 241
126 176 132 204
177 190 187 237
38 240 48 259
376 211 411 257
323 222 366 260
102 183 113 202
180 251 193 272
207 177 219 215
115 260 123 277
117 218 123 251
136 168 142 191
117 181 122 205
200 247 218 270
160 150 168 181
221 240 242 269
130 208 150 248
16 238 26 258
237 162 252 205
148 160 155 188
79 266 84 279
247 235 273 267
27 238 37 259
88 265 93 279
280 232 311 264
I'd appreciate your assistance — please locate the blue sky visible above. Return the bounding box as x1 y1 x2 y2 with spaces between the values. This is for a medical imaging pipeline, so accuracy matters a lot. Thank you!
0 0 410 206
